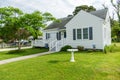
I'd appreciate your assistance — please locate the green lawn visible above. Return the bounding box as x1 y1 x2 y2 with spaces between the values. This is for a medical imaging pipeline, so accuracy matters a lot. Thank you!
0 48 48 60
0 51 119 80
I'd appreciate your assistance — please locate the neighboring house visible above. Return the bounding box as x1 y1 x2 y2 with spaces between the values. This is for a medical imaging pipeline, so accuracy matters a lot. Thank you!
33 9 111 51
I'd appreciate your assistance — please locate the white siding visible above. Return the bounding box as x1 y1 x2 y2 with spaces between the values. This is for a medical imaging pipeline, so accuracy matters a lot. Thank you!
65 10 105 49
43 30 58 42
103 11 111 46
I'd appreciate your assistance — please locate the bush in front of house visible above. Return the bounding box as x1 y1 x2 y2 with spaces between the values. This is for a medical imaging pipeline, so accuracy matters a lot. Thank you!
60 45 72 51
77 46 84 51
104 44 116 53
104 45 109 53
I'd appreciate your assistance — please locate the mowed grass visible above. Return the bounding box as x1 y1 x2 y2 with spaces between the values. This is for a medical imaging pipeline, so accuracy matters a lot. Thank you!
0 51 120 80
0 48 48 60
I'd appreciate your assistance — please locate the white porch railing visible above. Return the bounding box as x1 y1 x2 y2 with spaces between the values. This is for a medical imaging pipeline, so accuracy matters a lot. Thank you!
32 40 45 47
32 38 66 52
49 39 57 51
49 38 66 52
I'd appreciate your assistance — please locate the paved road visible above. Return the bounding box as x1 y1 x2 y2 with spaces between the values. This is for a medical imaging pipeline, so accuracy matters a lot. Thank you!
0 51 55 65
0 46 32 52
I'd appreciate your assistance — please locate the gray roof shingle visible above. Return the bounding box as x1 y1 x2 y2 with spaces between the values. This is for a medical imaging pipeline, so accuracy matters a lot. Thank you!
44 16 73 30
90 8 108 19
45 9 108 30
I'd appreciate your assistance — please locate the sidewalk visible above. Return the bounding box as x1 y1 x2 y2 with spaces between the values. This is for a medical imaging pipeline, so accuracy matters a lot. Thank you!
0 46 32 52
0 51 55 65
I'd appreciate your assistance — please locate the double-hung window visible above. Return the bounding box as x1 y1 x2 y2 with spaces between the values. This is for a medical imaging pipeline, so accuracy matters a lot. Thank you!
83 28 88 39
46 33 50 39
77 29 82 39
89 27 93 40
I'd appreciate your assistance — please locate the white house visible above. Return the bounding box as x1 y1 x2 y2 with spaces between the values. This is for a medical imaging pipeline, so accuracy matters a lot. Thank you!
33 9 111 51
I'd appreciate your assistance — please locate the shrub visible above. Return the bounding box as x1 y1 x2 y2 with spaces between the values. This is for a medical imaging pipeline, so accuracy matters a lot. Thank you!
109 45 115 52
60 45 72 51
104 44 116 53
77 46 84 51
104 45 109 54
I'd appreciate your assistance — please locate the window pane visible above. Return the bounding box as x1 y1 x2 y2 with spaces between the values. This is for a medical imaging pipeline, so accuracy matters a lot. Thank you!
46 33 48 39
56 32 59 40
73 29 76 40
64 32 66 38
59 32 61 40
83 28 88 39
89 27 93 40
77 29 82 39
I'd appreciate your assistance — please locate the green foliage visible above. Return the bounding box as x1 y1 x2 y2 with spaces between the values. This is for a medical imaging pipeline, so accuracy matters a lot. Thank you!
20 11 56 39
60 45 72 51
77 45 84 51
104 44 116 53
111 0 120 27
0 6 26 42
73 5 96 15
0 6 56 49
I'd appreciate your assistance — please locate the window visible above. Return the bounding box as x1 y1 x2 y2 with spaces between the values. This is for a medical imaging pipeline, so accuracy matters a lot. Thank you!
73 29 76 40
83 28 88 39
89 27 93 40
46 33 50 39
77 29 82 39
64 32 66 38
56 32 61 40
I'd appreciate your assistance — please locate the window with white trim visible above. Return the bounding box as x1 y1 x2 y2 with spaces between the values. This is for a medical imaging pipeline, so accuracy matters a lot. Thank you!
46 33 50 39
83 28 88 39
77 29 82 39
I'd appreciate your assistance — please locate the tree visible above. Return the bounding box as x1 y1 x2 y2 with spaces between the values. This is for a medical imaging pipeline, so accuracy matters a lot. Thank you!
73 5 96 15
20 11 56 39
0 6 30 50
111 20 120 41
0 6 56 50
111 0 120 27
111 0 120 41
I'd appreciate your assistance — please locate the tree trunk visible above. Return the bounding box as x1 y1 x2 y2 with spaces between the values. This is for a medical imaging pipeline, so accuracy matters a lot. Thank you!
18 41 21 50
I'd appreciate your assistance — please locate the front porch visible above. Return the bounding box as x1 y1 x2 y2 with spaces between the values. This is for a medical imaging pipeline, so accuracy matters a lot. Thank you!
32 30 67 52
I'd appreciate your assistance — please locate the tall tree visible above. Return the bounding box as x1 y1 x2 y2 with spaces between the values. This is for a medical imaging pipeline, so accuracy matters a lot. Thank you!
0 7 30 50
111 0 120 41
111 0 120 27
21 11 56 39
0 6 56 50
73 5 96 15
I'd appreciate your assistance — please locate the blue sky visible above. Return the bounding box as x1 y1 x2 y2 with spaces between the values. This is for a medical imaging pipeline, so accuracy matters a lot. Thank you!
0 0 113 18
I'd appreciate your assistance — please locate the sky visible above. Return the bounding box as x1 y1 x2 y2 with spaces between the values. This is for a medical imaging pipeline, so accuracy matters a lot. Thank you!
0 0 114 18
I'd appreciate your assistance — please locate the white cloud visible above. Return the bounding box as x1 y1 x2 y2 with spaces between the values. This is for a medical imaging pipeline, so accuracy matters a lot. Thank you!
0 0 114 18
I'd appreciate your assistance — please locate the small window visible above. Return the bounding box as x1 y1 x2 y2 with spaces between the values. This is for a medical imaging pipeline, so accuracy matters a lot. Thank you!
64 32 66 38
89 27 93 40
73 29 76 40
46 33 50 39
83 28 88 39
56 32 61 40
77 29 82 39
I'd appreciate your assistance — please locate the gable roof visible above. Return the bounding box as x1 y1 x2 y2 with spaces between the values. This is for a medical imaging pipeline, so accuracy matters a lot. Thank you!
44 16 73 30
89 8 108 19
45 9 108 30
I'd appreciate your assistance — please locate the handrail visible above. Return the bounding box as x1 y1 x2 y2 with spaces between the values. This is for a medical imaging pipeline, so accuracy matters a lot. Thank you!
49 38 66 52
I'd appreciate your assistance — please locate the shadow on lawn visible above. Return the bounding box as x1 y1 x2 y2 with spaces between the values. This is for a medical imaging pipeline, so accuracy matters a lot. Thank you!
48 60 69 64
48 60 60 63
7 50 26 54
